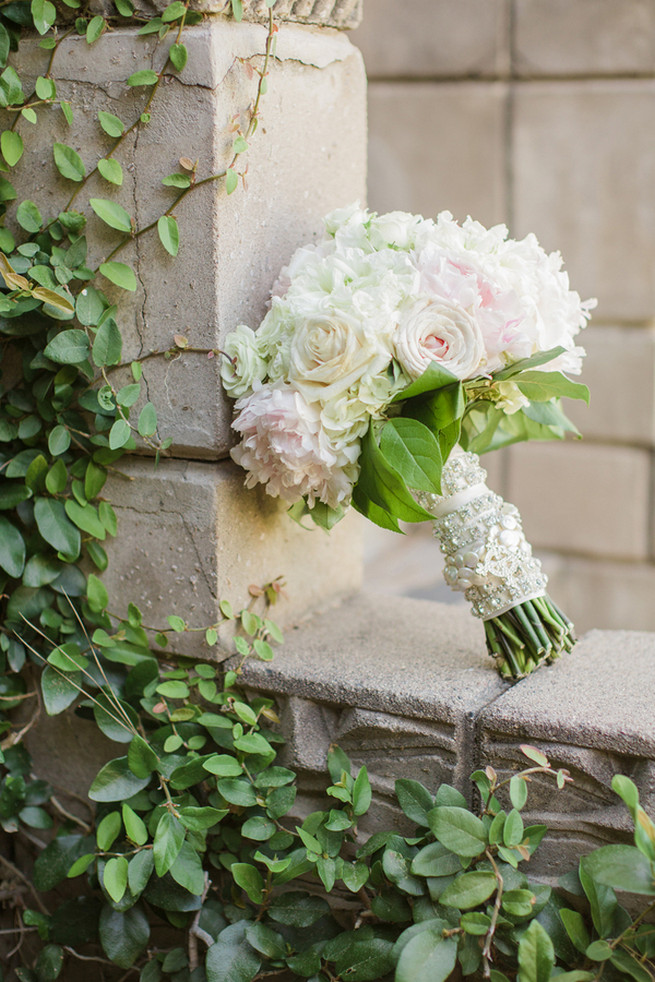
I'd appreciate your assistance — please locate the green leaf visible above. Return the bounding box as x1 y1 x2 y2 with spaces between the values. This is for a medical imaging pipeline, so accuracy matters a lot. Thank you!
1 130 23 167
41 664 80 715
157 215 179 256
99 260 137 292
98 110 124 138
65 499 106 540
353 765 372 816
97 810 122 850
396 929 458 982
53 142 85 182
410 841 462 877
609 948 654 981
93 317 123 366
103 855 128 903
86 14 105 42
503 808 524 847
515 370 589 404
89 757 151 802
153 812 185 876
510 775 528 810
440 870 497 909
109 418 132 450
127 735 158 778
559 908 591 954
34 497 81 557
162 0 186 19
127 849 154 897
0 515 25 577
392 362 459 403
580 844 655 895
352 423 432 527
35 75 56 100
178 806 227 831
162 172 191 188
428 806 487 858
579 861 617 937
494 346 566 381
395 779 434 827
48 424 71 456
232 862 264 903
461 911 492 935
268 891 329 927
97 157 123 186
127 69 159 87
99 904 149 968
206 922 261 982
169 42 187 71
379 417 442 493
17 199 43 232
170 840 205 894
90 198 133 233
35 943 64 981
43 329 90 365
225 168 238 194
31 0 57 34
517 920 555 982
405 382 465 457
75 285 106 326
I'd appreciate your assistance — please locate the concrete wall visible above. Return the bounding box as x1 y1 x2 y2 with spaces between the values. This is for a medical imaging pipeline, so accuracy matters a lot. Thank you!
353 0 655 634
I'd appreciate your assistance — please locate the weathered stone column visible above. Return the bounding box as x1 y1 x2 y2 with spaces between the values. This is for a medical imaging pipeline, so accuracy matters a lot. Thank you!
13 3 367 642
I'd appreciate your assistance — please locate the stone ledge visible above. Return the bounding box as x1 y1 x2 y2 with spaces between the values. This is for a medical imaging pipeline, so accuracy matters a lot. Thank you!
241 594 655 872
84 0 362 28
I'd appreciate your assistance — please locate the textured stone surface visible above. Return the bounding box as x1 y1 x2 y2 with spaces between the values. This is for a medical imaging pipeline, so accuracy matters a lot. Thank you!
567 326 655 446
367 82 508 227
86 0 362 27
102 457 363 654
514 0 655 76
11 22 366 458
543 553 655 634
512 80 655 322
506 441 651 561
479 629 655 876
351 0 509 78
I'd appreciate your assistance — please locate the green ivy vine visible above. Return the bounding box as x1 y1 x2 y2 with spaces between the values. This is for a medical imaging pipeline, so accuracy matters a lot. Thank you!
2 2 655 980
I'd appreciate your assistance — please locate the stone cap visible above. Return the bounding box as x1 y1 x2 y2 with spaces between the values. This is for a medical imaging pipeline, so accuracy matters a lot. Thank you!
239 591 509 722
86 0 363 28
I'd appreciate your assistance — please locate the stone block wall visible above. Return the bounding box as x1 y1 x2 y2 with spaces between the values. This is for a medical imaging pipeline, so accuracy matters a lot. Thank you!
241 592 655 881
352 0 655 634
9 13 369 639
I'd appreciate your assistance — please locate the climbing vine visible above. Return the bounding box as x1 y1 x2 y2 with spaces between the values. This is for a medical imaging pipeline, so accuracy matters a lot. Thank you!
1 2 655 981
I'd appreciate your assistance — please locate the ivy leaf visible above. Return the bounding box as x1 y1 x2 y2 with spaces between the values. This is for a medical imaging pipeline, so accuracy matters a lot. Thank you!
76 285 106 325
162 1 186 21
16 199 43 233
93 318 123 366
169 42 187 71
31 0 56 35
98 904 149 969
86 14 105 43
89 757 151 801
43 329 90 365
35 75 56 100
127 69 159 87
440 870 497 910
97 157 123 186
395 779 434 827
98 110 125 138
206 922 261 982
396 929 458 982
103 856 128 903
109 419 132 450
162 172 190 188
428 806 487 859
99 261 137 291
153 812 185 876
0 515 25 577
53 142 85 182
90 198 133 233
225 168 238 194
138 403 157 437
517 920 555 982
41 664 81 715
34 497 81 557
157 215 179 256
580 845 655 895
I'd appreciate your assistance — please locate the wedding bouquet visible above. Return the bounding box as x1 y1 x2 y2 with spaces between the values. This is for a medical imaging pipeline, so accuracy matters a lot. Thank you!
221 205 594 679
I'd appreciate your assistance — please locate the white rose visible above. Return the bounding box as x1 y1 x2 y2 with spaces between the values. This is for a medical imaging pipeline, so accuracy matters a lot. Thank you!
394 297 485 381
287 309 393 402
368 210 423 251
230 384 357 509
220 324 267 398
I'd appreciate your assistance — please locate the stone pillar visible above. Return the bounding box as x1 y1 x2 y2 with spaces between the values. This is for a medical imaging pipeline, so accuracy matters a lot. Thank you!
12 4 367 642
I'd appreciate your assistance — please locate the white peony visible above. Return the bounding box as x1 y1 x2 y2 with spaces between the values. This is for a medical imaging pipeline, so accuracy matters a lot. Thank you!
230 384 356 509
394 297 485 380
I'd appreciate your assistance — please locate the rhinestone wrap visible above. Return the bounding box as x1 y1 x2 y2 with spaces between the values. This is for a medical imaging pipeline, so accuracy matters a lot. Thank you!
416 449 548 620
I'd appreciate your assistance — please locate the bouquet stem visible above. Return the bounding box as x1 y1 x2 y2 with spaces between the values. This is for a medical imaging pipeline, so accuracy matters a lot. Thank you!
415 449 576 680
